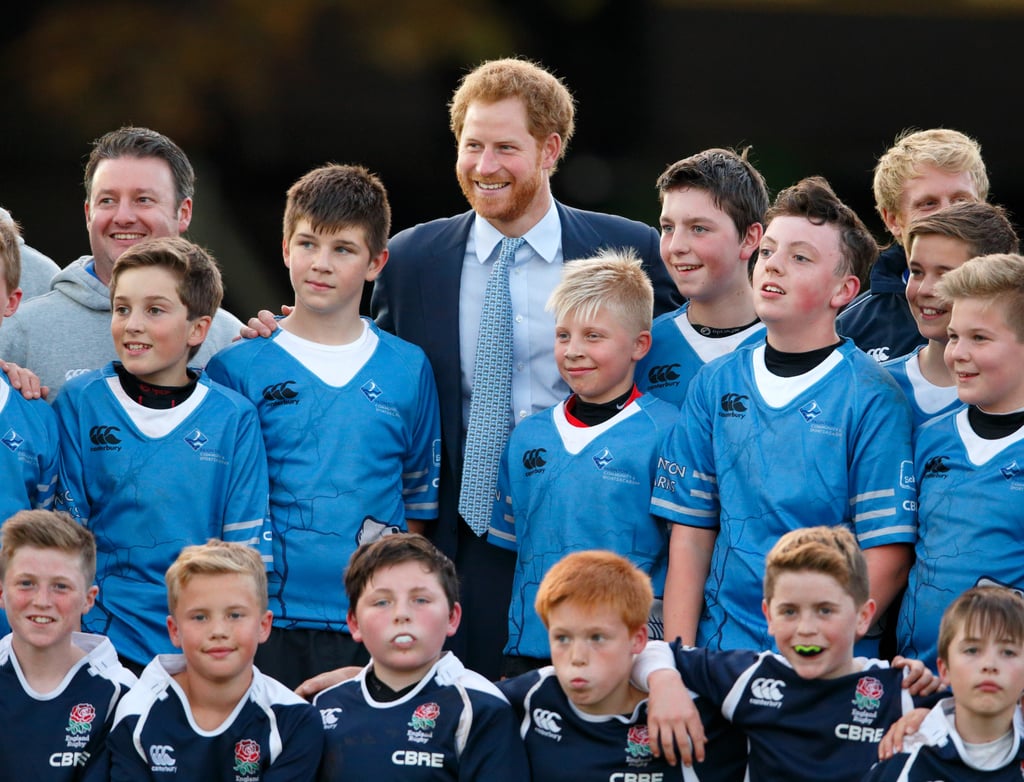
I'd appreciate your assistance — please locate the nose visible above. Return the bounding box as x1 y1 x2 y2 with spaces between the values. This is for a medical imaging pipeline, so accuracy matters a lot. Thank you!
112 199 137 225
124 308 145 333
667 230 690 256
569 639 588 666
477 146 501 176
310 248 331 272
946 337 967 364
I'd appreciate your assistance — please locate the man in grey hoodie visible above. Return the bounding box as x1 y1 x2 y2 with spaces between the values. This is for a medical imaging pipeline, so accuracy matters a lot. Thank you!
0 126 242 401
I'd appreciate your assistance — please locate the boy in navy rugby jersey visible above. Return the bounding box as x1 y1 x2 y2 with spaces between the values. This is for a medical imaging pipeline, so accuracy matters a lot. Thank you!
488 250 678 675
312 534 528 782
637 148 768 407
497 549 746 782
53 237 270 671
206 163 440 689
107 540 322 780
867 586 1024 781
637 526 932 782
652 177 916 656
0 510 136 781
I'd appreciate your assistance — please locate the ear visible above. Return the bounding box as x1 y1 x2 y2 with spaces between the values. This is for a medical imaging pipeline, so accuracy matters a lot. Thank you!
187 315 213 348
258 609 273 643
347 609 362 643
282 237 291 269
176 197 193 233
3 286 22 318
630 623 649 655
365 248 389 283
446 601 463 638
936 657 951 689
830 275 861 310
739 222 765 262
83 584 99 615
880 207 904 243
167 614 183 649
540 133 562 172
631 330 652 361
83 200 92 229
854 598 877 640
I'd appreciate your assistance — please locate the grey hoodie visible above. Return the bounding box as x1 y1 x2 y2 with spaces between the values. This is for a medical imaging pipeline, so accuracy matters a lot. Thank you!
0 255 244 402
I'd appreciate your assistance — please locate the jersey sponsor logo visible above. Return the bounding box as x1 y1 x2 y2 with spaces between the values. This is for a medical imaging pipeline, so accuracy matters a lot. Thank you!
89 425 122 449
392 750 444 767
610 775 663 782
1 427 24 452
261 380 299 406
1000 459 1021 481
835 723 884 742
749 677 785 707
360 380 384 403
922 455 950 479
593 447 614 470
646 364 681 386
899 460 915 491
183 428 208 451
718 392 748 418
655 457 684 493
356 515 402 546
532 708 563 740
798 400 822 423
49 752 89 768
234 738 261 776
865 347 890 362
320 707 343 728
65 368 92 382
407 701 440 744
522 448 547 474
149 744 177 770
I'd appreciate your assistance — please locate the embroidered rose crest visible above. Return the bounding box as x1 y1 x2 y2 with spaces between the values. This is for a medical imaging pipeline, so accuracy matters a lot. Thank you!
67 703 96 735
410 702 441 731
854 676 884 710
626 724 651 758
234 739 261 775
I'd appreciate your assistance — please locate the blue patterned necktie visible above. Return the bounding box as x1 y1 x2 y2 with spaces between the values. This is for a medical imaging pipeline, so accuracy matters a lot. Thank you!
459 236 525 535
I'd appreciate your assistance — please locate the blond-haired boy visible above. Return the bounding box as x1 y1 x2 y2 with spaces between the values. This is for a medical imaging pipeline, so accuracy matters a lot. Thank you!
898 253 1024 670
653 177 916 655
868 587 1024 780
489 250 678 674
107 540 322 780
53 237 270 670
497 550 746 782
0 510 136 781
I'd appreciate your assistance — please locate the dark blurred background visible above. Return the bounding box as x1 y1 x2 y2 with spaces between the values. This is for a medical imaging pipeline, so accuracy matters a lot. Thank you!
3 0 1023 316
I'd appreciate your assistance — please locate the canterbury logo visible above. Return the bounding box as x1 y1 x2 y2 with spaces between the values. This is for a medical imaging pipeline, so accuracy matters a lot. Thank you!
522 449 547 470
720 393 748 413
647 364 681 384
261 380 298 401
923 455 950 475
89 426 121 445
532 708 562 733
148 745 176 767
750 678 785 702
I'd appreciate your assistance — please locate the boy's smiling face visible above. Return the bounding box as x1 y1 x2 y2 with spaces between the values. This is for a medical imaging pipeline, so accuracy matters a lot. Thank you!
554 305 650 404
763 569 874 680
945 296 1024 413
906 233 972 343
753 215 859 351
111 264 210 387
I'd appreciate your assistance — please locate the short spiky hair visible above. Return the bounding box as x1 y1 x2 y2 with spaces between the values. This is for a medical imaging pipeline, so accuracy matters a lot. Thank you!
110 236 223 358
0 218 21 293
766 176 877 288
873 128 988 224
84 126 195 207
344 533 459 611
535 550 653 633
656 148 769 238
0 510 96 585
165 539 268 613
764 526 869 607
937 586 1024 665
546 249 653 336
906 201 1018 259
449 57 575 166
282 163 391 258
936 253 1024 342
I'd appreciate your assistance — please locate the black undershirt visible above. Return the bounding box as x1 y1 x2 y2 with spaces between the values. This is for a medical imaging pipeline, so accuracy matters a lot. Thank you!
764 339 843 378
113 363 198 409
565 386 637 427
688 317 761 339
968 406 1024 440
364 668 419 702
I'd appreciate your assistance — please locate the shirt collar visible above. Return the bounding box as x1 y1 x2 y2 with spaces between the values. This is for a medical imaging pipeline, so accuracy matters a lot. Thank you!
472 199 560 264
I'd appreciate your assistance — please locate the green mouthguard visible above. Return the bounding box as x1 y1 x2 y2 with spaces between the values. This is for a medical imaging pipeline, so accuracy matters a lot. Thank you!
794 645 822 654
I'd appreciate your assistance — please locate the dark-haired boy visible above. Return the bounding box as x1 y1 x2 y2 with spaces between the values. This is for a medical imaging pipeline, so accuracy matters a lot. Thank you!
653 177 916 655
206 164 441 689
54 237 270 670
638 148 767 406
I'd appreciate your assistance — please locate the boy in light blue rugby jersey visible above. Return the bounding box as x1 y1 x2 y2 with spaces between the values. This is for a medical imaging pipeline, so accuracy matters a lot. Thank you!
206 164 440 689
54 237 270 671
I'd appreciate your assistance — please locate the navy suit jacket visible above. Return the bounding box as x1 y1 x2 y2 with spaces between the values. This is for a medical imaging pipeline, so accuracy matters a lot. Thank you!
371 201 678 556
